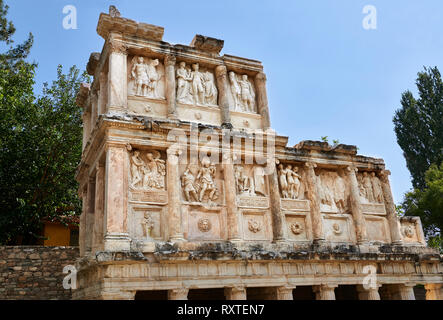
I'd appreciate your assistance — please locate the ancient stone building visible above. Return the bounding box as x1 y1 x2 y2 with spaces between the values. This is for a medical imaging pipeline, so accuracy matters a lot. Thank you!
73 7 443 300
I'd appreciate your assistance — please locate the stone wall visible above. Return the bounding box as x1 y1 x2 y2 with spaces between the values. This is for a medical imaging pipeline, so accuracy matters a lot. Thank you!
0 246 79 300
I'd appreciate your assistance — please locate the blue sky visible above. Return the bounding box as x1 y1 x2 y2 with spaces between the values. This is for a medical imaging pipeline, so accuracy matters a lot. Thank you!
6 0 443 203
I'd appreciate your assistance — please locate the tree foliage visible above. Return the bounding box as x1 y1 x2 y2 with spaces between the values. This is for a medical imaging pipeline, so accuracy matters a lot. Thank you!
0 0 88 244
393 67 443 190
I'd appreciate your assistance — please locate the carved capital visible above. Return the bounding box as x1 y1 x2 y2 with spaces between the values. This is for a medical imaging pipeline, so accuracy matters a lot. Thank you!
379 170 391 182
164 54 176 67
305 161 317 169
346 165 358 174
108 39 127 55
255 72 267 82
215 65 227 79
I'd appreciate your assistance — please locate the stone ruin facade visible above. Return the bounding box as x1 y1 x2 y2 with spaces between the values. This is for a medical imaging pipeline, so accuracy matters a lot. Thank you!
73 7 443 300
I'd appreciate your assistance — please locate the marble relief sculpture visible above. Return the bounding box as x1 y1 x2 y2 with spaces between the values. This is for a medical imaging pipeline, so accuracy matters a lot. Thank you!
130 56 164 99
181 158 219 203
235 165 266 197
142 212 154 239
228 71 256 113
130 150 166 191
176 62 218 106
278 164 302 199
358 172 384 204
317 171 349 213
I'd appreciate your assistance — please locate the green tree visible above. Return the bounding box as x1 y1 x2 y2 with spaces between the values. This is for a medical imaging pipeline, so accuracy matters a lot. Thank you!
393 67 443 190
401 163 443 252
0 0 89 244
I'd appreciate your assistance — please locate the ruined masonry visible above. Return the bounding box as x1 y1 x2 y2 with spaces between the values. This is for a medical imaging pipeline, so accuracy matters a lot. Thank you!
74 8 443 300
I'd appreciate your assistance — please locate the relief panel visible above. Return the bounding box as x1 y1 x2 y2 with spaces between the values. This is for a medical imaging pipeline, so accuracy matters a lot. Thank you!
322 214 355 243
235 164 269 209
365 215 391 243
285 213 310 241
242 210 272 241
316 169 349 214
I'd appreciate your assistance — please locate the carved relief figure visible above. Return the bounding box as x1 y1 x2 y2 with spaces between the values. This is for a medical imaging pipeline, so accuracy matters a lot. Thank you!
334 172 347 212
176 62 218 106
229 71 241 110
371 172 384 203
181 166 199 202
228 72 256 113
278 164 289 198
131 56 164 98
130 151 144 189
235 165 267 197
176 61 192 104
131 57 150 97
129 150 166 191
318 171 350 213
197 157 218 202
286 165 301 199
142 212 154 239
238 74 255 112
361 172 375 203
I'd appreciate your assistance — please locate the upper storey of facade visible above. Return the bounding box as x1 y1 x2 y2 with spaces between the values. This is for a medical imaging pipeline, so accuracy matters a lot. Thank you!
78 7 271 143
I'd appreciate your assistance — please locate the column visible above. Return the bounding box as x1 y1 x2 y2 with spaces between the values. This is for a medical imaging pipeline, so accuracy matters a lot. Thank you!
92 163 105 252
85 177 96 255
346 166 368 244
254 72 271 129
98 71 107 115
107 33 127 112
225 286 247 300
391 284 416 300
313 284 337 300
103 144 130 251
222 157 242 241
268 165 286 242
357 284 381 300
82 110 90 151
79 187 88 257
167 148 184 241
215 65 232 128
168 288 189 300
276 286 295 300
164 54 177 119
90 91 98 133
425 284 443 300
305 162 325 242
379 170 403 244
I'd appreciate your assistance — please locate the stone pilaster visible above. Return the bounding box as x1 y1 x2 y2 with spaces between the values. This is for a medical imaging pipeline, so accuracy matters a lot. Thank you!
379 170 403 244
225 286 247 300
90 90 98 133
268 165 286 242
103 143 130 251
305 162 324 242
254 72 271 129
79 187 88 257
107 33 127 112
346 166 368 244
85 177 96 254
357 284 381 300
215 65 232 128
92 163 105 252
167 148 184 241
164 54 177 119
276 286 295 300
222 158 242 242
391 284 416 300
168 288 189 300
82 111 90 151
313 284 337 300
425 284 443 300
98 71 107 115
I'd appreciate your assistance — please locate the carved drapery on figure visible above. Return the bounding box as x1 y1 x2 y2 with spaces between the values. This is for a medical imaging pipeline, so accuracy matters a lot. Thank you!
176 62 218 106
130 56 165 99
277 164 303 200
181 157 219 203
129 149 166 191
228 71 256 113
316 170 349 213
357 172 384 204
234 165 267 197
